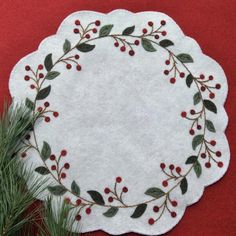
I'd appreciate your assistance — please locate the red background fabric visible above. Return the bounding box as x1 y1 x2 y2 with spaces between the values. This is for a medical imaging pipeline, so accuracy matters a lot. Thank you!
0 0 235 235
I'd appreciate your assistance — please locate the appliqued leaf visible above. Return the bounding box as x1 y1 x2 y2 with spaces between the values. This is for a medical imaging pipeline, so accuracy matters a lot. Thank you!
141 38 157 52
25 98 35 110
41 141 51 161
76 43 95 52
203 100 217 114
145 188 165 199
159 39 174 48
63 39 71 53
206 120 216 133
36 85 51 100
103 207 119 217
44 53 53 72
185 155 198 164
45 71 60 80
131 203 147 218
87 190 105 205
192 135 204 150
35 166 50 175
71 181 80 196
180 177 188 194
193 92 201 105
194 161 202 178
186 74 194 88
122 26 135 35
99 24 113 37
48 185 67 196
177 53 194 63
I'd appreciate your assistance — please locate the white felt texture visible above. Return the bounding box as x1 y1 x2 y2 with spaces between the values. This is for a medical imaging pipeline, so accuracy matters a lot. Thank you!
9 10 229 235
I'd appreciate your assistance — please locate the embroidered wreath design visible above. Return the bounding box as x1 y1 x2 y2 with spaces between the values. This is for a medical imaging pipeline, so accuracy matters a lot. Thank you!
21 19 223 225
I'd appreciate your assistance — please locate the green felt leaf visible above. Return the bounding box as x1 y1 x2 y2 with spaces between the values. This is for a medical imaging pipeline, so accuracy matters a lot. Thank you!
206 120 216 133
99 24 113 37
177 53 194 63
180 177 188 194
35 166 50 175
25 98 35 110
145 187 165 199
36 85 51 100
87 190 105 205
185 155 198 164
71 181 80 196
141 38 157 52
103 207 119 217
194 161 202 178
48 185 67 196
203 100 217 114
44 53 53 72
186 74 194 88
122 26 135 35
192 135 204 150
159 39 174 48
193 92 201 105
41 141 51 161
130 203 147 218
45 71 60 80
63 39 71 54
76 43 95 52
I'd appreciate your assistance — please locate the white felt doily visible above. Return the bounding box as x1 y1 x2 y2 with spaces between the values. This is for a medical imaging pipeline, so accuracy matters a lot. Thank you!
9 10 229 235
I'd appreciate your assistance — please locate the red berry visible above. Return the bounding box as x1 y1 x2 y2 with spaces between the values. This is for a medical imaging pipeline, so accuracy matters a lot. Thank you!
24 75 30 81
120 46 126 52
218 161 223 168
162 180 168 187
75 54 80 59
75 214 81 221
75 20 80 25
95 20 101 26
216 84 221 89
86 208 91 214
171 212 177 218
180 72 185 78
176 167 181 173
129 50 135 56
21 152 27 158
39 73 44 78
92 28 97 33
200 74 205 80
30 84 35 89
37 107 43 112
108 196 113 202
161 20 166 26
51 165 56 170
153 206 159 212
76 64 82 71
25 65 31 71
148 218 155 225
172 201 178 207
201 86 206 92
209 93 215 99
134 40 140 45
53 112 59 117
209 75 214 80
44 102 50 107
38 64 43 70
164 70 169 75
74 28 79 34
160 163 166 169
181 111 187 118
104 188 110 194
161 31 167 36
197 125 202 130
165 60 170 65
122 187 128 193
64 163 70 169
201 153 206 159
142 28 148 34
76 199 82 205
170 78 176 84
169 164 174 170
66 64 72 69
216 151 222 157
61 172 66 179
85 34 90 39
189 129 195 135
45 117 50 123
154 35 159 39
114 42 119 47
50 155 56 161
116 176 122 183
205 162 211 168
210 140 216 146
190 109 195 115
61 150 67 156
148 21 153 27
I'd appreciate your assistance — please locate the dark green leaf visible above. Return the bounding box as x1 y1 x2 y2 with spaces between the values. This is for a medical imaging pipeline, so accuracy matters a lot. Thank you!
180 177 188 194
186 74 194 88
203 100 217 114
48 185 67 196
185 155 198 164
177 53 194 63
103 207 118 217
25 98 35 110
44 54 53 72
145 187 165 199
87 190 105 205
99 24 113 37
76 43 95 52
194 161 202 178
159 39 174 48
36 85 51 100
206 120 216 133
192 135 204 150
71 181 80 196
131 204 147 218
122 26 135 35
35 166 50 175
45 71 60 80
193 92 201 105
41 141 51 161
141 38 156 52
63 39 71 53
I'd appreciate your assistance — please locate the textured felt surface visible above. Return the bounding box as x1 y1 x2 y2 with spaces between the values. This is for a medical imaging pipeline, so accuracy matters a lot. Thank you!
0 1 235 235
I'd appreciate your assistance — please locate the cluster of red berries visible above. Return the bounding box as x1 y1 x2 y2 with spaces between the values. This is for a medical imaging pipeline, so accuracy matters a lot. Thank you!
73 19 100 38
200 150 223 168
74 199 92 221
64 54 82 71
37 101 59 123
142 20 167 39
164 61 186 84
113 40 136 56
